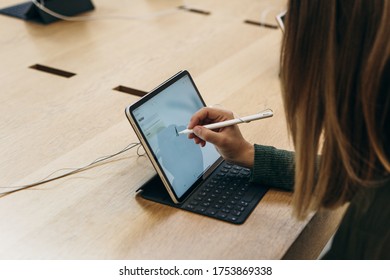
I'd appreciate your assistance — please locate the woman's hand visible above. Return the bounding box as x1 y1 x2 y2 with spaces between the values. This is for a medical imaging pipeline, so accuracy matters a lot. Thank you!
187 107 254 168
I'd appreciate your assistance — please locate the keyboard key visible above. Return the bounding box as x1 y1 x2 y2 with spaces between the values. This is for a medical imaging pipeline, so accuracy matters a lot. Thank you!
228 216 238 222
206 209 217 215
195 207 206 213
232 210 242 216
216 212 227 219
239 201 249 207
241 170 250 176
181 163 267 224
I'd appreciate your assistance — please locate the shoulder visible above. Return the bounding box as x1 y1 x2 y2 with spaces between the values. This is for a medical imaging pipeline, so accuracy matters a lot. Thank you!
327 179 390 259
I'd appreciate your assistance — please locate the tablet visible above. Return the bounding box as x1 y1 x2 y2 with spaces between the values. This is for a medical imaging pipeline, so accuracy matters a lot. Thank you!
276 10 286 32
125 70 222 204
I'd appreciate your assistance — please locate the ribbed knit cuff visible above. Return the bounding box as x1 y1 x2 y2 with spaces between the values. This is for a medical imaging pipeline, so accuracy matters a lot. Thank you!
250 144 295 191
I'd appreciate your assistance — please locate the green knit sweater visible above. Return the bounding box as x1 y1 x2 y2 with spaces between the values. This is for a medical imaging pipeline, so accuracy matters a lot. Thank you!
250 144 390 259
250 144 295 191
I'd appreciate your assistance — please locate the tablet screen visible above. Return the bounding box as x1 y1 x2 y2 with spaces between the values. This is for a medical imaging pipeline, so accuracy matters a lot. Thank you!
131 73 221 199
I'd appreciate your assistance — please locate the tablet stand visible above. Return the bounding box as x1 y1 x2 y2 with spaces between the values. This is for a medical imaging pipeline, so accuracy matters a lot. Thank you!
136 175 179 208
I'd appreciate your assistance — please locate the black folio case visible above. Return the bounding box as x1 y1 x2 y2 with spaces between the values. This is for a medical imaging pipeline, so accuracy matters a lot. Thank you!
136 169 269 225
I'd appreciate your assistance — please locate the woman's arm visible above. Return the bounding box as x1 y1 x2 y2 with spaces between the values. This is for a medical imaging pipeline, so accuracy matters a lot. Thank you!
187 107 295 191
251 144 295 191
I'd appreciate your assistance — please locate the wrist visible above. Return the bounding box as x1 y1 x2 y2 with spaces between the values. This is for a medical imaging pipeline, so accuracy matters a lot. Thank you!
236 142 254 168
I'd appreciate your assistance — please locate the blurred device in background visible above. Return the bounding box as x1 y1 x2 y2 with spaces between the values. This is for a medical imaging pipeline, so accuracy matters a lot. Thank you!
0 0 94 24
275 10 286 32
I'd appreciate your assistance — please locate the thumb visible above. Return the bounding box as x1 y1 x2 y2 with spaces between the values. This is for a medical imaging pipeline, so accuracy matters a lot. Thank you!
193 126 222 146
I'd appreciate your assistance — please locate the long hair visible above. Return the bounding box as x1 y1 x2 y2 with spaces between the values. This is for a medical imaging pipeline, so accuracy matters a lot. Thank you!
280 0 390 219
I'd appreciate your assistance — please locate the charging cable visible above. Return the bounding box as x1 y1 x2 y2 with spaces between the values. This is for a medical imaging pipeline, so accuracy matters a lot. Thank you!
0 142 141 198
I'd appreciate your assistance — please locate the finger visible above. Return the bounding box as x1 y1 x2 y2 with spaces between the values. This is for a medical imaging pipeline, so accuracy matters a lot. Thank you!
188 107 234 129
195 135 206 146
193 126 224 146
187 108 210 129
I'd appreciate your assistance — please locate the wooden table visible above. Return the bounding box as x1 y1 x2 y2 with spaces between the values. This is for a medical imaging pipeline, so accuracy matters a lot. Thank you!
0 0 345 259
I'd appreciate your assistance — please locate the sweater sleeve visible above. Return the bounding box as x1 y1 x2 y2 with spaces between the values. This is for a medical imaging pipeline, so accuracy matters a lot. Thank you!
250 144 295 191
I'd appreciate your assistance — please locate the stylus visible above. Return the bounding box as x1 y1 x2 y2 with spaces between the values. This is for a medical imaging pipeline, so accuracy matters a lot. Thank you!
178 109 273 135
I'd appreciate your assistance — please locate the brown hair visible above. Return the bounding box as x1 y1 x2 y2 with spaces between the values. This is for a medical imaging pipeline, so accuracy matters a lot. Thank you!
280 0 390 219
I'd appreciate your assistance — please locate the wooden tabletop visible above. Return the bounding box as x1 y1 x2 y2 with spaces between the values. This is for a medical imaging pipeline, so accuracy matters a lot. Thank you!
0 0 345 259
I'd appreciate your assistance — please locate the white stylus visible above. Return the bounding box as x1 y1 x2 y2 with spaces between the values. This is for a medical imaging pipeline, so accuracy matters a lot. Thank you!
178 109 273 135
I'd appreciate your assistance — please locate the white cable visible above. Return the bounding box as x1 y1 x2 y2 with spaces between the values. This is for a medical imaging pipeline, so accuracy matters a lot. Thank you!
0 142 140 197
